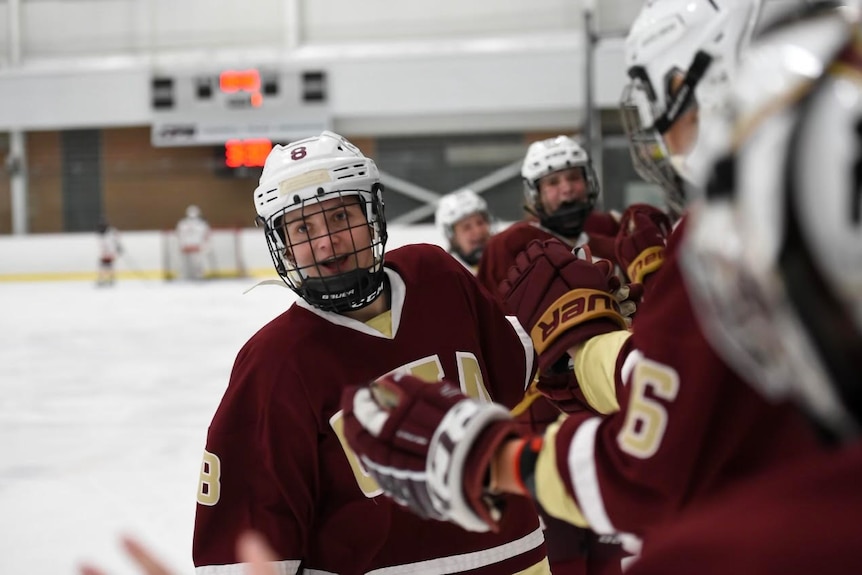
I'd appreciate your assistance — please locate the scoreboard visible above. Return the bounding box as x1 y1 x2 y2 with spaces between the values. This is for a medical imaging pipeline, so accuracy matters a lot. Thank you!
150 68 330 148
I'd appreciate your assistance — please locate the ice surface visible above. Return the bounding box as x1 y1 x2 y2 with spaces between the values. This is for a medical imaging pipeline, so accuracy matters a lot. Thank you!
0 278 297 574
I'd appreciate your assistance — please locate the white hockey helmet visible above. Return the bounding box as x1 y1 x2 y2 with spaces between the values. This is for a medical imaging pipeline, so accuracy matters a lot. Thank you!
521 135 599 237
435 189 490 242
253 130 387 312
186 205 202 218
682 7 862 440
435 188 492 265
620 0 762 217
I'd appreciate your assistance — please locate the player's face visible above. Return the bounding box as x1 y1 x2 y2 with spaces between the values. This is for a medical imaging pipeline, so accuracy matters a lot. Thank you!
451 212 491 255
663 71 700 156
281 196 374 277
538 167 588 213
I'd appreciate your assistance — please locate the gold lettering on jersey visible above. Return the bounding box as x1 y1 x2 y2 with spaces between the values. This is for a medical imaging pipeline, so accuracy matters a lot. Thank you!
197 450 222 506
401 356 445 383
334 353 493 497
532 289 626 355
330 411 383 498
456 352 492 403
617 358 680 459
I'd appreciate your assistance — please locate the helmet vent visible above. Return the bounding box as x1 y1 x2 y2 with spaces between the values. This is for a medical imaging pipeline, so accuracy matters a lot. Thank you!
258 188 280 205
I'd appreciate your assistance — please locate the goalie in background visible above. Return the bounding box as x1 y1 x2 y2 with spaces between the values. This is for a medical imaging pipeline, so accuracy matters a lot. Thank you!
175 205 211 280
96 219 122 287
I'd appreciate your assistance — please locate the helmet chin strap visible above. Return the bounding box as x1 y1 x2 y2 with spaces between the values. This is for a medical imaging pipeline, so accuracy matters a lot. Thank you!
455 246 484 266
538 200 594 238
654 51 714 135
300 267 385 313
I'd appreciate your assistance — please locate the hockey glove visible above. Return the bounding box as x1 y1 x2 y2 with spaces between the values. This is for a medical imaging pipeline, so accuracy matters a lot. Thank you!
614 204 672 285
500 239 629 375
341 373 520 533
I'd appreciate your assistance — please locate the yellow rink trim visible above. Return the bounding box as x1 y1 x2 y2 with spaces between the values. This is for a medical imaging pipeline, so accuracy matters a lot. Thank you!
0 268 278 283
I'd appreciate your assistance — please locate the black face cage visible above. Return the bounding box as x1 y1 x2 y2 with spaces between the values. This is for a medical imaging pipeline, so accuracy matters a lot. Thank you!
261 187 388 313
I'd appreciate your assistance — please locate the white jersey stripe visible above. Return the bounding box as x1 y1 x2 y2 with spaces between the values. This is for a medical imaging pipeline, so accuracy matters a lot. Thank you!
620 349 643 388
196 559 300 575
569 416 616 535
366 526 545 575
195 528 544 575
506 315 536 391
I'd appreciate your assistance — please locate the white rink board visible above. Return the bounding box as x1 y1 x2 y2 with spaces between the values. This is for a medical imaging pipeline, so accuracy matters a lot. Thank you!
0 224 451 281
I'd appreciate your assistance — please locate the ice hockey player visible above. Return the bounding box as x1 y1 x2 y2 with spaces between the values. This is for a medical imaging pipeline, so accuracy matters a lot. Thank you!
477 135 620 298
192 130 549 574
434 188 493 273
175 205 211 280
96 219 122 287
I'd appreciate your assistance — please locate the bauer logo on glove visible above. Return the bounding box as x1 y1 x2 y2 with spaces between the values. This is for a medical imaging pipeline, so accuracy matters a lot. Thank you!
532 290 624 355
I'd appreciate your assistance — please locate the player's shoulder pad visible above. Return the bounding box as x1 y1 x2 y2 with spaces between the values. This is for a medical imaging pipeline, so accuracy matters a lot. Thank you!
387 243 467 279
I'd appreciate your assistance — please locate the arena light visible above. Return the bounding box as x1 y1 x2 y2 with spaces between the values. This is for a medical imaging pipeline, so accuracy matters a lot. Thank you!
225 139 272 168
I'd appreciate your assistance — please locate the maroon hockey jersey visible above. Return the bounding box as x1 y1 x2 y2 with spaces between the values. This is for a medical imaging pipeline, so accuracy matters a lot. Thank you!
193 243 546 575
543 218 822 537
476 212 618 303
626 443 862 574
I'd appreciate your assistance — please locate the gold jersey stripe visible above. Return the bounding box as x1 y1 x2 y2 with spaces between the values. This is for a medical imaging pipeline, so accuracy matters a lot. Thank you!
573 331 631 415
534 419 589 528
514 557 552 575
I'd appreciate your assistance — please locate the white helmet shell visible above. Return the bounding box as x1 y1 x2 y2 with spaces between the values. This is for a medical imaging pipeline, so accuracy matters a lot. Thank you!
624 0 761 126
682 7 861 439
186 205 202 218
521 136 592 189
254 130 380 223
435 189 489 242
621 0 763 214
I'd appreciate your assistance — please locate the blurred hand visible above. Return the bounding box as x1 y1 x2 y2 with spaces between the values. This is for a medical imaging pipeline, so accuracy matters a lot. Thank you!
79 531 279 575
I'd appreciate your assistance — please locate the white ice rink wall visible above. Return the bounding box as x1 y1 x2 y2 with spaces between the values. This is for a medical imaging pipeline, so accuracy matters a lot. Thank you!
0 224 449 282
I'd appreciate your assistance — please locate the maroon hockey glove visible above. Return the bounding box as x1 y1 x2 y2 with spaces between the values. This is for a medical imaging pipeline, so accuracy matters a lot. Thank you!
536 370 590 415
500 239 629 375
341 373 520 533
614 204 672 284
